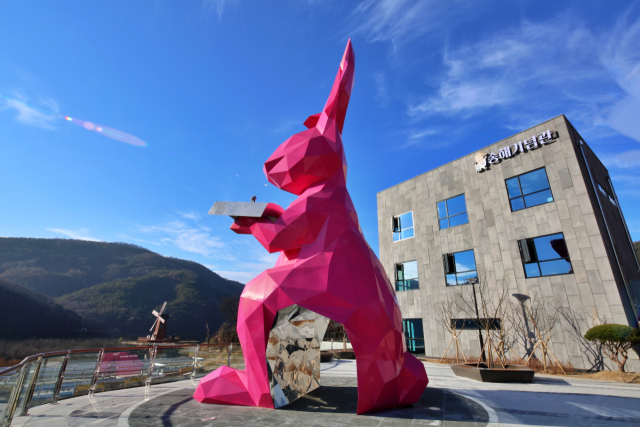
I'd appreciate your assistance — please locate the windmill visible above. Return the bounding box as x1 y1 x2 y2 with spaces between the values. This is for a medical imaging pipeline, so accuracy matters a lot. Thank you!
148 302 167 340
137 302 180 343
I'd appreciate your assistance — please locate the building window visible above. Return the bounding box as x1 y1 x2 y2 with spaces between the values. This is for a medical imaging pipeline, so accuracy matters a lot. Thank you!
396 261 419 291
518 233 573 278
597 183 618 206
403 318 425 353
505 168 554 211
437 194 468 229
392 211 414 242
451 318 501 330
443 250 478 286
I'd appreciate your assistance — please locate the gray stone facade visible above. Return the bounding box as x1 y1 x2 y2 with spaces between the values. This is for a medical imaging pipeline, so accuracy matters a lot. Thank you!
377 115 640 371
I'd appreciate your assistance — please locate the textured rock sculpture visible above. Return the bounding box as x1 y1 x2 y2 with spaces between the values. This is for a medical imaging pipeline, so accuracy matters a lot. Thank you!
194 39 428 414
266 305 329 407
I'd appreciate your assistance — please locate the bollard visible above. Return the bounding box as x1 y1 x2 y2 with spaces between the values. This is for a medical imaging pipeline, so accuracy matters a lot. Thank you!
190 345 199 382
145 346 158 389
227 344 233 367
88 349 105 397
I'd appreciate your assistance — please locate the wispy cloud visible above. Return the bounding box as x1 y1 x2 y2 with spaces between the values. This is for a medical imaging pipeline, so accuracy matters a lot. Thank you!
601 150 640 169
202 0 237 21
47 227 100 241
406 13 640 143
402 128 439 148
138 219 227 258
372 71 388 107
349 0 471 48
213 270 255 283
601 12 640 143
1 93 59 130
408 18 596 117
179 211 201 220
212 253 279 284
114 233 161 246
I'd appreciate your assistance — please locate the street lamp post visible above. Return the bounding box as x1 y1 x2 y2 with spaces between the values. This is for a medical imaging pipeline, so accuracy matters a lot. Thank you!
467 277 486 363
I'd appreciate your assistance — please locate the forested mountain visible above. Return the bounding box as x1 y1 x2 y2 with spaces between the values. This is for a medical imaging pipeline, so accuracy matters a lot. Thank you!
0 279 86 338
0 238 244 340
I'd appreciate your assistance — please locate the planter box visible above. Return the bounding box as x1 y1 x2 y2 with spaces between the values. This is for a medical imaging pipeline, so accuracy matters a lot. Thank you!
320 351 334 363
331 350 356 360
451 363 535 383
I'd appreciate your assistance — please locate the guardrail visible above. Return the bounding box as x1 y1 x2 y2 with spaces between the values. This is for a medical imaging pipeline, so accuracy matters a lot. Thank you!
0 342 243 427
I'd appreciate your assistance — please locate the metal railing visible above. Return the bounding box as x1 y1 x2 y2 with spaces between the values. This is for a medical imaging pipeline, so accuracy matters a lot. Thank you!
0 343 242 427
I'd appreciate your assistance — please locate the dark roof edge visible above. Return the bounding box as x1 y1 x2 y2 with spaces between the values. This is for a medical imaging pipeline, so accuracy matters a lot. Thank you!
377 114 568 195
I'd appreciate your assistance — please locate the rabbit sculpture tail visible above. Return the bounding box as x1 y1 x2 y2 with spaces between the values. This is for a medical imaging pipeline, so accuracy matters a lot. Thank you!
194 39 428 415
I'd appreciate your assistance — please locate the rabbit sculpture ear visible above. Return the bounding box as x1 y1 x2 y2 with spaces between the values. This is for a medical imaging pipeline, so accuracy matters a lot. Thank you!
303 113 321 129
322 39 355 134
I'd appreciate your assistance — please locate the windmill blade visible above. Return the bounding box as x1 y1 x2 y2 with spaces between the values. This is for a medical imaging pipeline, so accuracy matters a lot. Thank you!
158 316 165 323
152 310 159 317
150 317 159 332
159 302 167 315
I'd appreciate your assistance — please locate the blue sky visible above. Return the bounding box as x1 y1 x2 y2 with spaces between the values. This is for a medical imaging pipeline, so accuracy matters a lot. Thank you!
1 1 640 283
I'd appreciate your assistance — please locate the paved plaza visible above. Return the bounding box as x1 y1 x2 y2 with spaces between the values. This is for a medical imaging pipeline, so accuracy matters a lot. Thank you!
11 360 640 427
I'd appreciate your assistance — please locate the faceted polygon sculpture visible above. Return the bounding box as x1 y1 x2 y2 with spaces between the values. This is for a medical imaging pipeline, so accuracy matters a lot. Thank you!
194 39 428 414
266 305 329 407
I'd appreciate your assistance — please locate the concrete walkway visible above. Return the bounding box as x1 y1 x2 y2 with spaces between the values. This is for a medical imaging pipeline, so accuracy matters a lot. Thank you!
11 361 640 426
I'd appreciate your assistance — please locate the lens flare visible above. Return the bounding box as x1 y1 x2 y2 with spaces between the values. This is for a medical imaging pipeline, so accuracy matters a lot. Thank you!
1 93 147 147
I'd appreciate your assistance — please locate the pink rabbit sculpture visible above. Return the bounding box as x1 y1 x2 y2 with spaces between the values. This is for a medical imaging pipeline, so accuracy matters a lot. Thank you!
194 39 428 414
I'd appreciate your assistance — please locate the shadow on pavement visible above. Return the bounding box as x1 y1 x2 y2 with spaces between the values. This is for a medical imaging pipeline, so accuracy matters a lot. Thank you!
127 376 488 426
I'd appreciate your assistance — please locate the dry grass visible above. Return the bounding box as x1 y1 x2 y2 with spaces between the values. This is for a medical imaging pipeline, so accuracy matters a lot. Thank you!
569 371 640 384
0 338 122 367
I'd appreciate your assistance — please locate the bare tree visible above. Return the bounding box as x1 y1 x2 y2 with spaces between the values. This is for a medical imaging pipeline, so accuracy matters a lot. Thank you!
510 292 565 373
435 277 521 367
559 307 604 372
433 297 467 362
448 273 518 368
482 279 523 366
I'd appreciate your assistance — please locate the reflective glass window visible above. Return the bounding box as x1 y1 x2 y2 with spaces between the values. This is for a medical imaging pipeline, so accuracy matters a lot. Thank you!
454 250 476 272
520 233 573 278
506 178 521 198
510 197 525 211
437 201 447 219
519 168 550 194
444 249 478 286
396 260 419 291
524 189 553 208
506 168 554 212
392 211 414 242
449 212 469 228
447 195 466 216
438 194 468 229
403 318 425 353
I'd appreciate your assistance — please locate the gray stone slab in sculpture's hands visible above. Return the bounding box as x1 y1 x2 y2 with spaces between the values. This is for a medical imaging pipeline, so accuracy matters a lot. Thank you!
208 201 269 218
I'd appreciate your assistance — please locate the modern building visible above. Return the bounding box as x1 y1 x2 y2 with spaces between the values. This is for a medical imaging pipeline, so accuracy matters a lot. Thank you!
377 115 640 371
